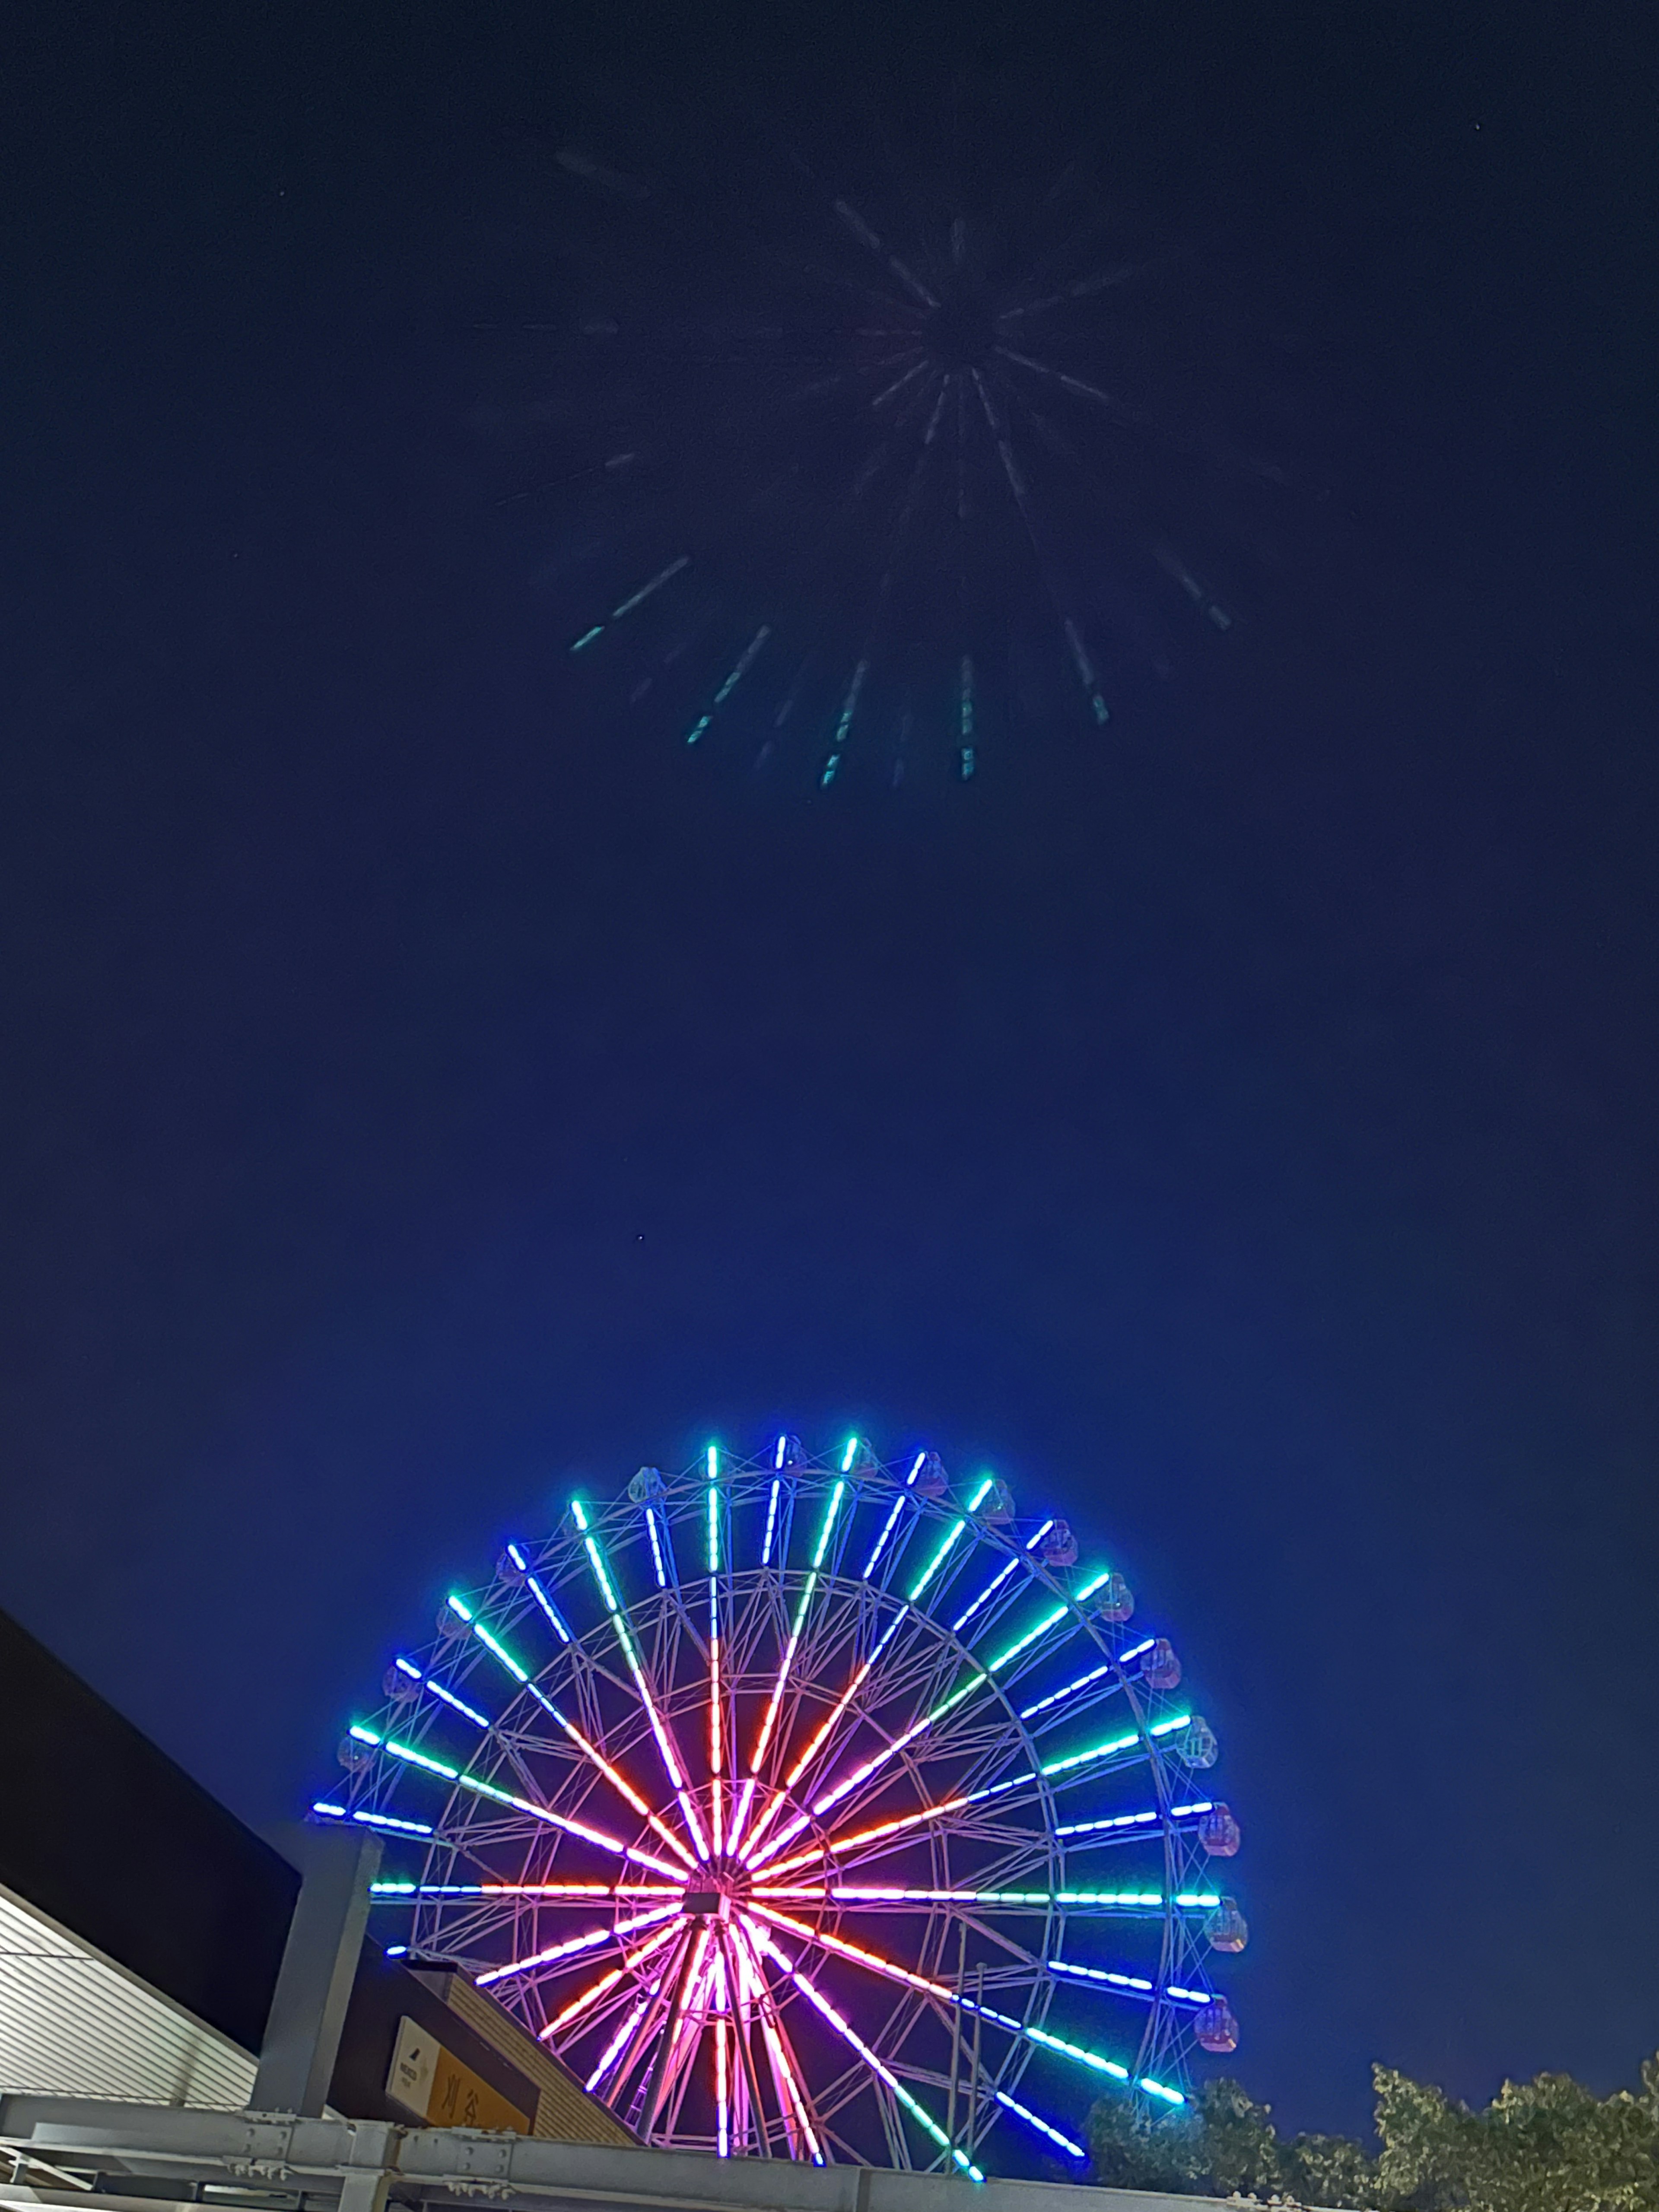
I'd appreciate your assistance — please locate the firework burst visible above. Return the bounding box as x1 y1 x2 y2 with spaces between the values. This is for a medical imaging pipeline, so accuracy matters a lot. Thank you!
481 86 1288 792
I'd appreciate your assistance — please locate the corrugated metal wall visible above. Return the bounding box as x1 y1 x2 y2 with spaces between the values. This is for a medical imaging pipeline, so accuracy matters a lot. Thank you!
0 1883 255 2110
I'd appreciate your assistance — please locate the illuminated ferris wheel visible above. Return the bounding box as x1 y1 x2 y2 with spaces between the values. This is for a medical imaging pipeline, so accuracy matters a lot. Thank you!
320 1440 1246 2172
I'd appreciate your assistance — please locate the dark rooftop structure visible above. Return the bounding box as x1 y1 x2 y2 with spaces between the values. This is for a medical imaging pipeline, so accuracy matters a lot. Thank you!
0 1605 632 2143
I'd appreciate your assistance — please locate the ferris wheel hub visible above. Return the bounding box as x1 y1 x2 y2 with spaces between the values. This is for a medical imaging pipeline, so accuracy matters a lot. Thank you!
680 1860 753 1915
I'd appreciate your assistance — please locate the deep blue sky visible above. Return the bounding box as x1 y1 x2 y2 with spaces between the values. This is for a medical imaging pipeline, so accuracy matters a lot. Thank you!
3 0 1657 2147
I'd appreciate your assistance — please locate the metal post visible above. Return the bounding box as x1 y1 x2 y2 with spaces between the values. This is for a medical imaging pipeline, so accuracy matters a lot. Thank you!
336 2171 391 2212
641 1930 700 2142
250 1827 381 2116
725 1933 772 2155
945 1918 966 2170
966 1966 983 2168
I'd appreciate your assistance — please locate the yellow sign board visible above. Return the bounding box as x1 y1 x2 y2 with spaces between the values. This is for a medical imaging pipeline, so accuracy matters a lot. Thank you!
386 2015 533 2135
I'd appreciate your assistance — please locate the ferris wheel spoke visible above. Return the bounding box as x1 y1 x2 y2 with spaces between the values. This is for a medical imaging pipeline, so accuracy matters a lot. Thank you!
743 1915 981 2178
534 1707 699 1870
990 2087 1089 2162
571 1498 711 1860
743 1602 910 1859
502 1544 576 1647
641 1498 678 1590
760 1462 785 1566
475 1902 683 1990
385 1653 493 1732
772 1882 1189 1917
728 1477 850 1855
538 1916 685 2042
946 1517 1054 1640
965 1572 1113 1696
902 1476 997 1610
1048 1958 1224 2015
1057 1794 1221 1847
703 1473 727 1856
583 1944 679 2096
753 1902 1184 2110
344 1722 686 1878
642 1920 719 2140
859 1451 928 1581
728 1912 827 2160
1017 1630 1162 1724
373 1878 680 1902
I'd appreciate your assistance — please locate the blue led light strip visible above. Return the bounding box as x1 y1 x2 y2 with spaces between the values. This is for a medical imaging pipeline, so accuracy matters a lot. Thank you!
1057 1799 1213 1840
994 2090 1087 2160
1049 1959 1220 2008
953 1518 1055 1635
312 1801 432 1837
645 1507 670 1589
393 1655 489 1730
862 1452 927 1579
505 1544 573 1643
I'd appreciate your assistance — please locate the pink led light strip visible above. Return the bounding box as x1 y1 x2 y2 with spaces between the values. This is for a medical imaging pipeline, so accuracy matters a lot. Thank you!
478 1903 680 1988
739 1608 909 1865
743 1916 973 2173
728 1914 823 2160
708 1485 724 1857
558 1710 699 1872
374 1880 681 1899
749 1901 955 2003
537 1916 683 2037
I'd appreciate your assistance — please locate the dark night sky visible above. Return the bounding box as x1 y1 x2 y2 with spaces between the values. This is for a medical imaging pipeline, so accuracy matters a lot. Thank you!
3 0 1658 2148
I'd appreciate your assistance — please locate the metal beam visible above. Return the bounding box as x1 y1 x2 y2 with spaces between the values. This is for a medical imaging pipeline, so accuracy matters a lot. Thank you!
0 2102 1352 2212
249 1828 381 2116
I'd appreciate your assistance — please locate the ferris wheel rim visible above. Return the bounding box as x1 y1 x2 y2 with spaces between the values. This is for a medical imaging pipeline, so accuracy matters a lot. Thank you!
321 1439 1237 2170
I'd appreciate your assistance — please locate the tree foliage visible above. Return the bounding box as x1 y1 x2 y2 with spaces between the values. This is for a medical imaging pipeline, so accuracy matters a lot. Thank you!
1085 2054 1659 2209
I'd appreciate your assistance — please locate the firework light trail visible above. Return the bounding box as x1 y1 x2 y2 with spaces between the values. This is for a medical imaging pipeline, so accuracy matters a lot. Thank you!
481 83 1288 796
